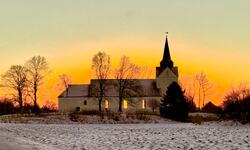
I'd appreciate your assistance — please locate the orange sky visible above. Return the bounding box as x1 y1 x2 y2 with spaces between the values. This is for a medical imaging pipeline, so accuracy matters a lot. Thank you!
35 35 249 107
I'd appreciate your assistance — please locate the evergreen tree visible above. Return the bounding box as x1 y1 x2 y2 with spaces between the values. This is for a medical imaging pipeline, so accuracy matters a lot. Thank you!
160 82 188 121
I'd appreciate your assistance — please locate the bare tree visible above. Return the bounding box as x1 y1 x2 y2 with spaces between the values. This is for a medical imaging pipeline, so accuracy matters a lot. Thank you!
223 83 250 120
148 99 160 112
26 56 49 113
237 82 250 100
195 72 212 109
114 56 141 112
59 74 72 97
224 83 250 102
2 65 28 112
91 52 111 112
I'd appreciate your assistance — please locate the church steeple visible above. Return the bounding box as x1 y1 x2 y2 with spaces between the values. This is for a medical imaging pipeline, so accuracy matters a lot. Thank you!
160 33 173 69
156 33 178 95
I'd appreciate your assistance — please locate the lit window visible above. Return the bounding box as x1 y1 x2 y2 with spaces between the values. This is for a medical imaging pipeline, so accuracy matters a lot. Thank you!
123 100 128 109
105 100 109 109
142 100 145 109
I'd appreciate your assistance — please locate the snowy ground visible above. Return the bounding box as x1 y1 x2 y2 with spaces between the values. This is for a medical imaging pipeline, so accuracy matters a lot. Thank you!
0 122 250 150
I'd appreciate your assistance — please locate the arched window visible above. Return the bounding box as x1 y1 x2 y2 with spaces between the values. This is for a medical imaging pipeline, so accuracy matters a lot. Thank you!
84 100 87 105
142 99 146 109
105 100 109 109
123 100 128 109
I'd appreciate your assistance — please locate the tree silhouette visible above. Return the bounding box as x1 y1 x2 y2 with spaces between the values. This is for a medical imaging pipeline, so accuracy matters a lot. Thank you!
91 52 111 112
160 82 188 121
2 65 28 112
114 56 141 112
59 74 72 97
26 56 49 113
195 72 212 109
223 84 250 122
148 99 160 113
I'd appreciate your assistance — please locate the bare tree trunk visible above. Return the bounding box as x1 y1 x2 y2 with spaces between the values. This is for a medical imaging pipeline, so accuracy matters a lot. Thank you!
119 96 122 112
118 81 123 112
203 92 205 107
99 99 102 112
198 86 201 110
99 82 103 112
18 88 23 112
34 81 38 113
66 88 69 97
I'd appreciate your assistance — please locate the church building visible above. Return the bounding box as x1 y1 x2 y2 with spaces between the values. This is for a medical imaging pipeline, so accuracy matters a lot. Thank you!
58 35 178 112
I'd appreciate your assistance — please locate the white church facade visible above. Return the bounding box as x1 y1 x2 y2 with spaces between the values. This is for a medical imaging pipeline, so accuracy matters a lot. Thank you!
58 35 178 112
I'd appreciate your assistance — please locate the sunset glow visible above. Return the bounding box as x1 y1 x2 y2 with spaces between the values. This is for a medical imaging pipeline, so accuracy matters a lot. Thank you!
0 0 249 107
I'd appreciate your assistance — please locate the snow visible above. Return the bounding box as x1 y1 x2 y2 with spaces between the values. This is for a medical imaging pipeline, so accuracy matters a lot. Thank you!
0 122 250 150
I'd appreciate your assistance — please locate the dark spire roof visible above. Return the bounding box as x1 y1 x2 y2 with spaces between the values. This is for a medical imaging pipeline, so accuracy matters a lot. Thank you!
160 34 173 69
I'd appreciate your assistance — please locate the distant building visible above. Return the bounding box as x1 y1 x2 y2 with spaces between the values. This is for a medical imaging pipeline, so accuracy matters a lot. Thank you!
202 101 222 114
58 35 178 112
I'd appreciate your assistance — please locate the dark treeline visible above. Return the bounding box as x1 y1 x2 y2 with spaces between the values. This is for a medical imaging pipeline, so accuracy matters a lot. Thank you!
0 98 56 115
222 85 250 123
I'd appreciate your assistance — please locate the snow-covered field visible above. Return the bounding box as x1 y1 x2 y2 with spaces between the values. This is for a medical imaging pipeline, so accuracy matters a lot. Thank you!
0 122 250 150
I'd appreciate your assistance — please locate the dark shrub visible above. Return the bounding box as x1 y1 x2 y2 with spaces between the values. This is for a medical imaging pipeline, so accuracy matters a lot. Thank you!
41 100 57 113
186 98 197 112
69 113 79 122
0 99 17 115
22 103 33 114
79 110 100 115
223 87 250 122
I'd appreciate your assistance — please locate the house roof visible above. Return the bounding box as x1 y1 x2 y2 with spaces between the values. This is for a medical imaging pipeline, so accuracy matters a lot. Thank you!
202 101 221 113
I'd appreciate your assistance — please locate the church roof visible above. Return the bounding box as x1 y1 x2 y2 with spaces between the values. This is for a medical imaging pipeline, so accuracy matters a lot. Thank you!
58 84 89 98
59 79 161 98
90 79 161 97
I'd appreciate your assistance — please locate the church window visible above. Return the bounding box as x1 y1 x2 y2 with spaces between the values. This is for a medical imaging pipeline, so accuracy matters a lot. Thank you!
105 100 109 109
142 100 146 109
76 107 80 112
84 100 87 105
123 100 128 109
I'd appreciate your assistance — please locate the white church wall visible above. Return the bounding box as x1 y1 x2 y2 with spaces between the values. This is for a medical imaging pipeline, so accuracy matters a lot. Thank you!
58 96 162 113
58 97 98 112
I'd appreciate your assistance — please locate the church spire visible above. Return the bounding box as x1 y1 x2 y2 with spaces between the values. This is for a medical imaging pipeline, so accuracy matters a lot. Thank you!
160 33 173 69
